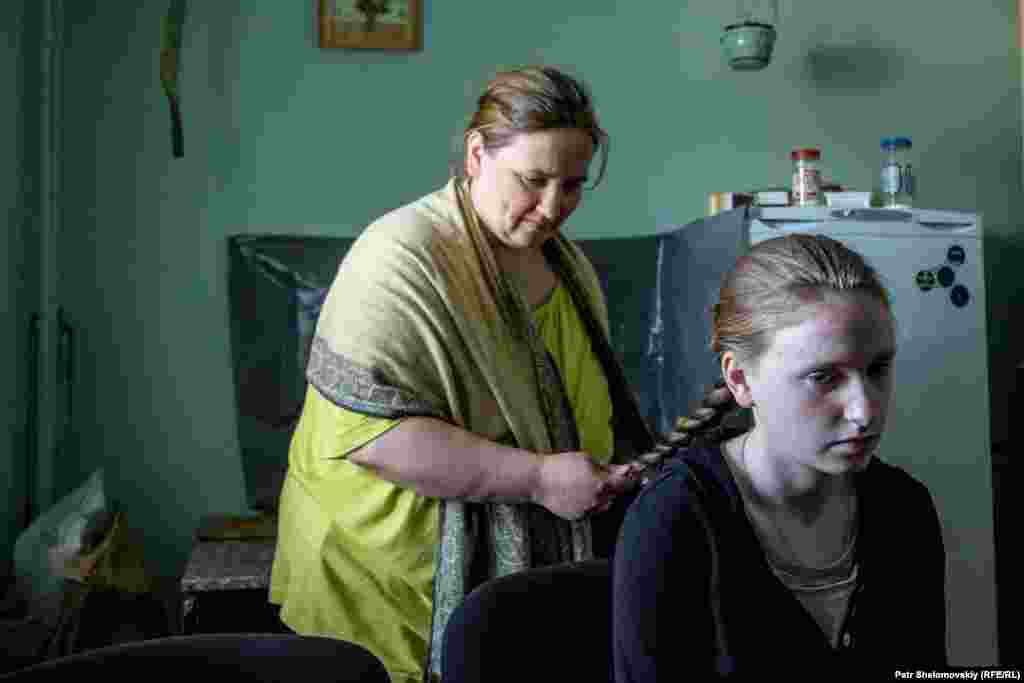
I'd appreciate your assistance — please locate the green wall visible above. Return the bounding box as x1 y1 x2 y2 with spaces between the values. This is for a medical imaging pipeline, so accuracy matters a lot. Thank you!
1 1 22 566
29 0 1024 582
2 0 30 568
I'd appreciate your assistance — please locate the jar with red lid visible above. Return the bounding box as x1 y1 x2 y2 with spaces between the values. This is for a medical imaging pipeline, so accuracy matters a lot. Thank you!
790 148 823 207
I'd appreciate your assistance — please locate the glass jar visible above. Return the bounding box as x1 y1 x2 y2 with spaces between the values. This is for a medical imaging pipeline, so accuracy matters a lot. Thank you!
880 137 914 209
791 148 823 207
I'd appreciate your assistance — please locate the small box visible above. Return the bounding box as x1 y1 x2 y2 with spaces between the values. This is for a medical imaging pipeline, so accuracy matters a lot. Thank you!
708 192 754 216
825 192 871 209
754 190 790 207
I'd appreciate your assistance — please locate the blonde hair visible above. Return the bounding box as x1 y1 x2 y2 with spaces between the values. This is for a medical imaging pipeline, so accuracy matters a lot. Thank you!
669 233 894 448
454 65 609 188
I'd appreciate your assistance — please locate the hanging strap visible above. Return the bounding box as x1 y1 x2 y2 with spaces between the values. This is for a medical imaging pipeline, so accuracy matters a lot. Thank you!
680 460 733 676
160 0 188 158
543 239 657 457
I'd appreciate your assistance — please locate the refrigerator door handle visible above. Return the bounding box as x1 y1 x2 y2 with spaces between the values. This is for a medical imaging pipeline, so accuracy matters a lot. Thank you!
758 209 914 225
915 221 976 231
828 208 912 222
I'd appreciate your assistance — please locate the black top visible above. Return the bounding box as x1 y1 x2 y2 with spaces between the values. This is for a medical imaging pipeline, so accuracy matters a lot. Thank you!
612 443 947 680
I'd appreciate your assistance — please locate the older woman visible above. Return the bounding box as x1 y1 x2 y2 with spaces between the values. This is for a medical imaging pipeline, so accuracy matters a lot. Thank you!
269 65 654 683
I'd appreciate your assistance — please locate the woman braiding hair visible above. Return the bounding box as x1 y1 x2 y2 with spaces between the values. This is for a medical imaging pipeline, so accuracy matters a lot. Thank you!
271 65 650 683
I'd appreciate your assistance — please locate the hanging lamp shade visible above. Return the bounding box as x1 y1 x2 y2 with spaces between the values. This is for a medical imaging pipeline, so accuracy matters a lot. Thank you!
722 0 778 71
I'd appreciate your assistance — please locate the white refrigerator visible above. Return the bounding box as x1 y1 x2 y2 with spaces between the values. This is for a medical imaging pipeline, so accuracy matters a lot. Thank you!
656 206 997 666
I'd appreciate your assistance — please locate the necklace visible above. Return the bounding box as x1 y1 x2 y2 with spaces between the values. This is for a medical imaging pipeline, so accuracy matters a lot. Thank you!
735 432 857 572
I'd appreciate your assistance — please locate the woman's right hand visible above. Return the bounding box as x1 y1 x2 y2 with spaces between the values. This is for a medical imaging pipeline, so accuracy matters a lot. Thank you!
532 451 641 521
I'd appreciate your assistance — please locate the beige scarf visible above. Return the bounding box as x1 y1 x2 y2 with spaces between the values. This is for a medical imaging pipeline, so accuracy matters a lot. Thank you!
306 178 652 681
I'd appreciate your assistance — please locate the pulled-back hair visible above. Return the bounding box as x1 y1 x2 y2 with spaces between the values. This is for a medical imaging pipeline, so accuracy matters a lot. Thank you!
645 233 895 467
454 65 609 188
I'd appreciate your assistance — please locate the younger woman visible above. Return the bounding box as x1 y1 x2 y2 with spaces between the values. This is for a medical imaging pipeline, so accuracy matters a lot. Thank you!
613 234 947 679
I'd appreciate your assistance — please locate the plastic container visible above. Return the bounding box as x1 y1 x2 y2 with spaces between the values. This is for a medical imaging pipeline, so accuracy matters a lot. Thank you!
790 148 823 207
880 137 914 209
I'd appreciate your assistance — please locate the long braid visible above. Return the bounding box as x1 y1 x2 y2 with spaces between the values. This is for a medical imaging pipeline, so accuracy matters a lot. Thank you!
635 381 751 484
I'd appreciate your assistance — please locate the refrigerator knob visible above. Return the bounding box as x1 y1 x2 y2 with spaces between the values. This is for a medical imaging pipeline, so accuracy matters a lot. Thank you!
950 285 970 308
937 266 956 288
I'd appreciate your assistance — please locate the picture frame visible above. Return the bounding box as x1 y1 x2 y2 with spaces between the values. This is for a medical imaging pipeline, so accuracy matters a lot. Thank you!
319 0 422 50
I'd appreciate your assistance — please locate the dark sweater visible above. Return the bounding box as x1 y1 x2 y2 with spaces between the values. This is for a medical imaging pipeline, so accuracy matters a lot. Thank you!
612 443 947 680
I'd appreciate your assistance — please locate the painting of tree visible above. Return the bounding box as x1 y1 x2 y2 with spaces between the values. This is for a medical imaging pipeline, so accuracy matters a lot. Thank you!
319 0 421 50
355 0 389 33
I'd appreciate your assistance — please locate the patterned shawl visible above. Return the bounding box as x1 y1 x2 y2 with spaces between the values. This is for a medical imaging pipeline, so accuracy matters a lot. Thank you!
305 178 653 681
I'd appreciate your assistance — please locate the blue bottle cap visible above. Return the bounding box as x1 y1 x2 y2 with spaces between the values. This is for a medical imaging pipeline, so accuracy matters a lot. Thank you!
881 137 912 150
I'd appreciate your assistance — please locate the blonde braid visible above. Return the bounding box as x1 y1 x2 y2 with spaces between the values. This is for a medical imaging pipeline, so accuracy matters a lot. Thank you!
634 381 749 484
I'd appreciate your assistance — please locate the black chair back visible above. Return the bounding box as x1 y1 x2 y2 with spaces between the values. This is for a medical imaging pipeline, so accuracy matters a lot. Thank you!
0 633 391 682
441 559 614 682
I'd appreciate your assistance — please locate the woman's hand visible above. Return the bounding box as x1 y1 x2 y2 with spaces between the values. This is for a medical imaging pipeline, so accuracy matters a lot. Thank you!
532 452 642 520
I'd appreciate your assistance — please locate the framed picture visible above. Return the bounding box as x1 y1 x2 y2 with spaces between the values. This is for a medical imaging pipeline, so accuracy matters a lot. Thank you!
319 0 422 50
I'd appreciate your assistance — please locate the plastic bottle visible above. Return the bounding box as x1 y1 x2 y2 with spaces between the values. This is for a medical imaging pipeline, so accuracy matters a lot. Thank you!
880 137 914 209
791 148 823 207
